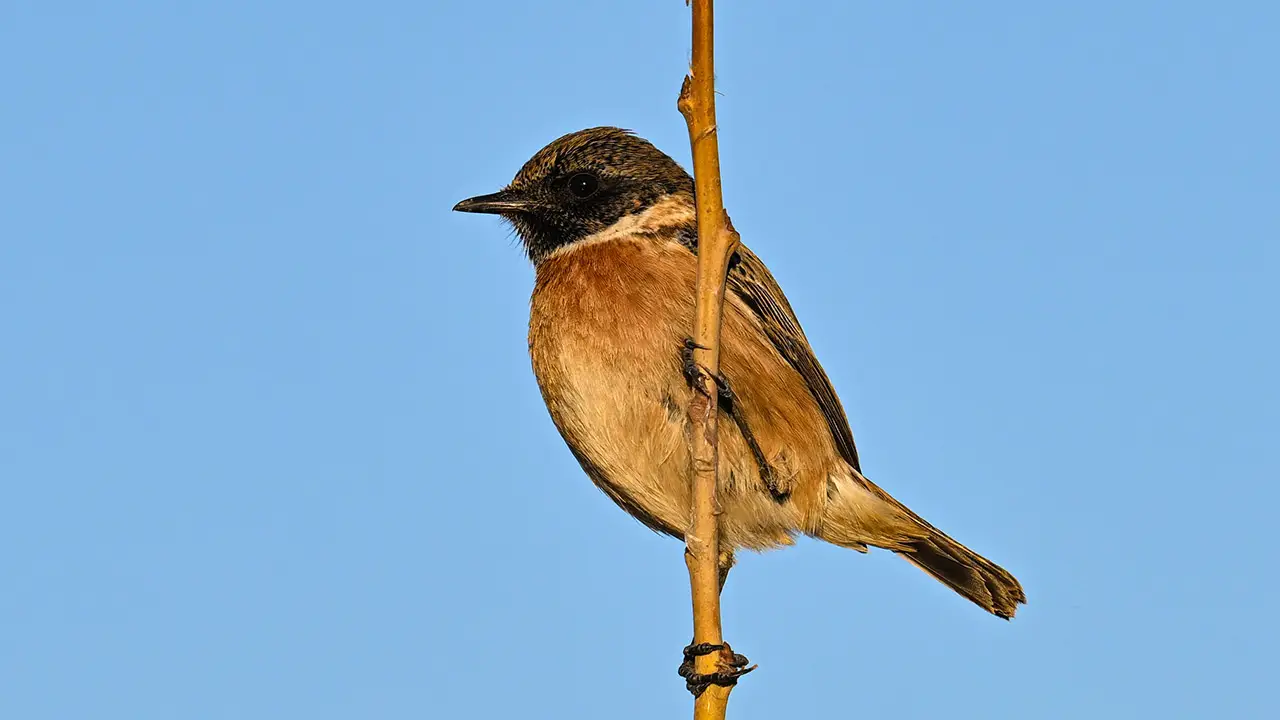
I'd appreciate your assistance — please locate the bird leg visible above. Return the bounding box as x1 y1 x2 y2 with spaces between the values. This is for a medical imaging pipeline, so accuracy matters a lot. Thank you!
678 641 756 697
681 338 787 500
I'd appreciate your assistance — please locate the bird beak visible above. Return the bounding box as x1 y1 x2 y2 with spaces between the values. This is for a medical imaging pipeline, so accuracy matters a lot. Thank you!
452 189 533 215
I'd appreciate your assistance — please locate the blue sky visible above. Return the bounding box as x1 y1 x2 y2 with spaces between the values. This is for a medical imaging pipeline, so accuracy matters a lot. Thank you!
2 2 1276 718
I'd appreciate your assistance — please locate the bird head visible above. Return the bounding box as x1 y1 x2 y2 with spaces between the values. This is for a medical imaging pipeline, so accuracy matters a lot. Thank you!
453 127 694 263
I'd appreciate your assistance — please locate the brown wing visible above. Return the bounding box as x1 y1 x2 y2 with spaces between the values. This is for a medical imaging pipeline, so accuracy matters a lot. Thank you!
725 246 862 473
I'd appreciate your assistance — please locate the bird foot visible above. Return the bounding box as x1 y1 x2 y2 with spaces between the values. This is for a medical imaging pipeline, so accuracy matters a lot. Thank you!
681 338 731 402
678 641 756 697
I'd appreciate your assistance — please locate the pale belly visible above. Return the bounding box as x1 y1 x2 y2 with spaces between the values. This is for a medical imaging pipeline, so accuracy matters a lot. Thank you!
530 302 695 539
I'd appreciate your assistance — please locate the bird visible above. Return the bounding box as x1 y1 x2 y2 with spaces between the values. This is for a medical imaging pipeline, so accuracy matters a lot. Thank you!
453 127 1026 623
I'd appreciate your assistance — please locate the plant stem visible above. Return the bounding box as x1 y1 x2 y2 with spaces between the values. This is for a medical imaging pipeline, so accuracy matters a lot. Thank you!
678 1 742 717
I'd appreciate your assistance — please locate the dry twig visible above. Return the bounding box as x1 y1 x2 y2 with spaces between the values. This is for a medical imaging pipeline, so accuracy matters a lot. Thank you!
678 1 746 718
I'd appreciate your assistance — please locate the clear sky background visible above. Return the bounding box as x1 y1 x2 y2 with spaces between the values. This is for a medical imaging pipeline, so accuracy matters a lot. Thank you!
2 2 1276 718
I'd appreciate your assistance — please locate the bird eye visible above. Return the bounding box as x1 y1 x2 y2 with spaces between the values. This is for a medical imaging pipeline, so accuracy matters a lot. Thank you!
567 173 599 198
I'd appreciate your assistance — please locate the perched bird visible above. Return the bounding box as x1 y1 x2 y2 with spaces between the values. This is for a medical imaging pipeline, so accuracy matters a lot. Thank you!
454 127 1026 620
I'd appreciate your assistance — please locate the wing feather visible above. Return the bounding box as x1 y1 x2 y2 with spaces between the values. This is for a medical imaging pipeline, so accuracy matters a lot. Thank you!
725 246 862 473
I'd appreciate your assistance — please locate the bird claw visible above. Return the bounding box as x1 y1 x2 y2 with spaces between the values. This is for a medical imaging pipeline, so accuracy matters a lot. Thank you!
678 641 756 697
681 337 731 401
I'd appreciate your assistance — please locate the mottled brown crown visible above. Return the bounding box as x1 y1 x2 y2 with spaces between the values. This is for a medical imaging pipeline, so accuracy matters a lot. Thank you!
501 127 695 262
510 127 689 191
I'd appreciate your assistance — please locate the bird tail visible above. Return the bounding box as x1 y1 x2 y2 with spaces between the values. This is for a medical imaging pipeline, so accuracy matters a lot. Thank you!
817 472 1026 619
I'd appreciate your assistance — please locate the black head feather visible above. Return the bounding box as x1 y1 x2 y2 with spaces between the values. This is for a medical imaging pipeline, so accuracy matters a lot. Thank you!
455 127 694 263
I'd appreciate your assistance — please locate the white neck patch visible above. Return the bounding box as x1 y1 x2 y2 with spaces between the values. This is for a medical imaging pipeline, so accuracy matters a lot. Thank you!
545 194 695 260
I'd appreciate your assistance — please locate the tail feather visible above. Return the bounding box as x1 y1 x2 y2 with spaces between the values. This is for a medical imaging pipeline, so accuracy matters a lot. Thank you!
898 528 1026 619
819 472 1027 619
